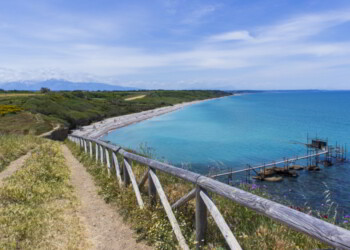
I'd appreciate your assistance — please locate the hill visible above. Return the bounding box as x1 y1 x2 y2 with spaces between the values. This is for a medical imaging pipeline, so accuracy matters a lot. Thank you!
0 79 137 91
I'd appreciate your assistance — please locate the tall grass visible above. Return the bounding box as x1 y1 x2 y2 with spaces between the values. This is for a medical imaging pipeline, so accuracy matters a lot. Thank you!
66 140 337 250
0 141 88 249
0 134 43 172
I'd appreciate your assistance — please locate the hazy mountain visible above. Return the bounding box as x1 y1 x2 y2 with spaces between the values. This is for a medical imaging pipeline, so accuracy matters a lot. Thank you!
0 79 138 91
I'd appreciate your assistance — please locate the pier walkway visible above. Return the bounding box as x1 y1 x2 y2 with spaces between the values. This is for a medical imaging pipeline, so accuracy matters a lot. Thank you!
211 150 329 178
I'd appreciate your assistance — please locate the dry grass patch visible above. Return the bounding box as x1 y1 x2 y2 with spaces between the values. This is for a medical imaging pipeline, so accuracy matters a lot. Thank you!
125 95 146 101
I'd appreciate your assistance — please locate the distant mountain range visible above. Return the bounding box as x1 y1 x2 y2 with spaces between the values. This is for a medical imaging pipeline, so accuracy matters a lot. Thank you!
0 79 138 91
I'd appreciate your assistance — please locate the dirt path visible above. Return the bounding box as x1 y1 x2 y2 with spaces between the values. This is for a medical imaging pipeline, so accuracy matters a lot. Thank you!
61 145 152 250
0 151 32 185
39 124 60 137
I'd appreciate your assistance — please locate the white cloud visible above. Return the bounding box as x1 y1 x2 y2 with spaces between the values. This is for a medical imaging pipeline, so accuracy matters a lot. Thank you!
1 6 350 89
182 5 217 24
208 31 253 42
256 10 350 42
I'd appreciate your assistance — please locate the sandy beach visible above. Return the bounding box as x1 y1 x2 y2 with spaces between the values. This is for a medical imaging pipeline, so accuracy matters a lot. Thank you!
72 96 229 139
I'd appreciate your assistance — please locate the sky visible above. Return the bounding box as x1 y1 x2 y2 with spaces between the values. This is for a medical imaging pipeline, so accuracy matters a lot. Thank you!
1 0 350 90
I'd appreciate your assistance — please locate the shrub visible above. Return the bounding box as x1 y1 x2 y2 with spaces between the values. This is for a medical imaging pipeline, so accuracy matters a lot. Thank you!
0 105 22 116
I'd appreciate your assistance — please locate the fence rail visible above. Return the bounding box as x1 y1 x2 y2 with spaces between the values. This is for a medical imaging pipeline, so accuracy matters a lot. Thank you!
68 134 350 250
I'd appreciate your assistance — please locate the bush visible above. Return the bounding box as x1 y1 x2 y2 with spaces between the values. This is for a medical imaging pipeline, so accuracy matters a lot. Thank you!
40 87 51 93
0 105 22 116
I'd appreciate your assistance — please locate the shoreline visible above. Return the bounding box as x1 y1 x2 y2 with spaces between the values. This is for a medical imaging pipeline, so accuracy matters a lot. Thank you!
72 95 232 139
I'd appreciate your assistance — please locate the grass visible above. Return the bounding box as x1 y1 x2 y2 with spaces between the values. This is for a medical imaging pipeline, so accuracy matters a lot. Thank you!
0 90 230 135
66 140 347 250
0 134 44 172
0 112 54 135
0 140 88 249
0 93 43 97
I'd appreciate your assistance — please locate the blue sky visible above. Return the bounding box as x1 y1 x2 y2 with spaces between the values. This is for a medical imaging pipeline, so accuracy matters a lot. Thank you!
1 0 350 89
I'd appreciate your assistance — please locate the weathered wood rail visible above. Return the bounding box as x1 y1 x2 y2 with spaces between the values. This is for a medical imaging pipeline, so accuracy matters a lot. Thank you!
68 134 350 250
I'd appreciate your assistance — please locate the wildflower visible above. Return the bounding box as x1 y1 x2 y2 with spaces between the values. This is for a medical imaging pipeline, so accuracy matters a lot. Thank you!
345 215 350 218
251 184 259 190
344 220 349 224
323 215 328 219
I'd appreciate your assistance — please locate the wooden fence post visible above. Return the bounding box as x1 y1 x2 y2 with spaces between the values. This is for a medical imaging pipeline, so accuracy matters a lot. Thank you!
105 148 111 176
123 158 131 186
95 143 99 163
148 167 157 206
89 141 93 158
112 152 123 186
196 186 208 249
84 140 87 153
100 145 104 165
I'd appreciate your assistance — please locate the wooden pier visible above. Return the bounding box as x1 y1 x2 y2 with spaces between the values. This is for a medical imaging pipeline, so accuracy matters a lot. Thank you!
211 150 329 178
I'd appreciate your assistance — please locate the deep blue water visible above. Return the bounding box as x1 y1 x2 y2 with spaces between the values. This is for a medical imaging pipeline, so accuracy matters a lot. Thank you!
103 91 350 218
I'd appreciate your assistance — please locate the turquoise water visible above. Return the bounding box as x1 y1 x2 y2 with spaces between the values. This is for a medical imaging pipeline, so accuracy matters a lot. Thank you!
103 91 350 218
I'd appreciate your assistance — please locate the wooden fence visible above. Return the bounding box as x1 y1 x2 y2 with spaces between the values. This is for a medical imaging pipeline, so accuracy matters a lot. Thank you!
68 134 350 250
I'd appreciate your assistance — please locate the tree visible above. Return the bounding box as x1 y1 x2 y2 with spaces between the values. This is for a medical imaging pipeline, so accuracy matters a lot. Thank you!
40 87 51 93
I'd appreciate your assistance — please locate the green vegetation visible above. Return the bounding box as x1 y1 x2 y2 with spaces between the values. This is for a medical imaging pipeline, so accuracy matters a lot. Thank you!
0 135 43 172
0 90 230 135
0 112 54 135
66 140 341 250
0 140 88 249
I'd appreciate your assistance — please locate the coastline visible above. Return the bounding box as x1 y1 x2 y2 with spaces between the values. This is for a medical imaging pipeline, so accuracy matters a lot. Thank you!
72 95 232 139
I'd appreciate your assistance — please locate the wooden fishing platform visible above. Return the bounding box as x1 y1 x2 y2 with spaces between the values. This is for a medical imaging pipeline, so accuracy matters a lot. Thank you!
211 150 329 178
211 137 347 182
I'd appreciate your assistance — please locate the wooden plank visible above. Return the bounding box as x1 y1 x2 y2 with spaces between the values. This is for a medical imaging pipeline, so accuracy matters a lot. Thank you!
148 168 157 206
199 191 242 250
105 148 111 176
123 159 131 186
138 169 149 189
95 143 99 163
124 159 144 209
197 176 350 250
100 145 104 165
172 188 196 210
121 149 200 184
71 135 120 152
89 141 93 158
149 170 189 250
84 140 87 153
196 186 207 249
112 152 123 187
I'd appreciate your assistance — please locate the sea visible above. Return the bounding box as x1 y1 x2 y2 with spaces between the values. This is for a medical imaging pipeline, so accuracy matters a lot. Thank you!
103 91 350 219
